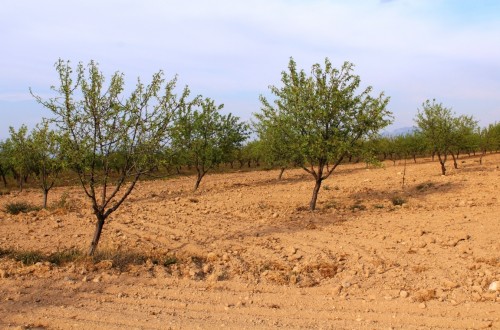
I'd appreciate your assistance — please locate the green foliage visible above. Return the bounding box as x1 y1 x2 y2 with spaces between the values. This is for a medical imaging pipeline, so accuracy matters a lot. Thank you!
4 201 39 215
477 122 500 159
0 140 12 187
31 59 189 255
257 57 392 210
171 97 249 190
415 99 478 174
6 125 31 190
13 250 45 265
28 121 65 208
47 248 84 265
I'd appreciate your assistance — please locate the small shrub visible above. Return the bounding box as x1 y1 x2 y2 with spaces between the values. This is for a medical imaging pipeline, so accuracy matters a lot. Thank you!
48 249 84 265
14 250 45 265
373 204 384 209
323 185 331 191
0 247 12 258
350 200 366 211
391 196 406 206
162 256 177 267
5 202 39 215
416 182 434 191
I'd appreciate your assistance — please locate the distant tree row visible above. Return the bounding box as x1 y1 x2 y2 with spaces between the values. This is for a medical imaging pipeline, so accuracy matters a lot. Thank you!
1 57 499 255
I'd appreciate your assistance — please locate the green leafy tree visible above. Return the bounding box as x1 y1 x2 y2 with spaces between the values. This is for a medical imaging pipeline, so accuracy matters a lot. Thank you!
171 97 248 191
258 58 391 210
0 140 11 187
254 116 300 179
7 125 32 190
404 131 427 163
28 122 64 208
478 122 500 164
415 100 472 175
32 59 188 255
449 115 478 168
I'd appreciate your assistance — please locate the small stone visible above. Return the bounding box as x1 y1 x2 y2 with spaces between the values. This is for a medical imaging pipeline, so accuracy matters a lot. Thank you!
472 285 483 293
400 290 409 298
202 264 211 273
417 241 427 248
332 285 342 295
342 281 351 288
419 302 426 309
222 253 230 262
442 279 459 290
0 269 8 278
488 281 498 292
207 252 217 261
287 246 297 255
272 213 279 218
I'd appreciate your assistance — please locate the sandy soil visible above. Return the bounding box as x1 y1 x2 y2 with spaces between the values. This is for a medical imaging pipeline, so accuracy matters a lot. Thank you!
0 154 499 329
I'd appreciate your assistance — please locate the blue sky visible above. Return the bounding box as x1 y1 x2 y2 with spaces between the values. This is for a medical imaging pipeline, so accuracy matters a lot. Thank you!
1 0 500 139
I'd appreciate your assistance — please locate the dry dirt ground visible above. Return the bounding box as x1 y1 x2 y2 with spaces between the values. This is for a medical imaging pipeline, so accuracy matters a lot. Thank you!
0 154 499 329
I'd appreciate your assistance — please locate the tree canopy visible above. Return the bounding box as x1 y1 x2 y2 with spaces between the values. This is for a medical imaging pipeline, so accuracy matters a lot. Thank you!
257 57 392 210
32 59 190 255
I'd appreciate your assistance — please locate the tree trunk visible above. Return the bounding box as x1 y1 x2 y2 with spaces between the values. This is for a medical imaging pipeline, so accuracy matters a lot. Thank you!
0 172 6 187
43 189 48 209
440 161 446 175
451 153 458 169
437 153 447 175
194 170 204 191
309 178 322 211
413 154 417 163
89 214 105 256
278 167 285 180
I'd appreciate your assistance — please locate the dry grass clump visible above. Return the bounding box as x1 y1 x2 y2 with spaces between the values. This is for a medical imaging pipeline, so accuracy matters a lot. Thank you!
4 201 40 215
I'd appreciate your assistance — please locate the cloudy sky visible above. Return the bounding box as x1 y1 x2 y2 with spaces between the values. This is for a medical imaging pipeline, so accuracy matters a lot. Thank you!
1 0 499 139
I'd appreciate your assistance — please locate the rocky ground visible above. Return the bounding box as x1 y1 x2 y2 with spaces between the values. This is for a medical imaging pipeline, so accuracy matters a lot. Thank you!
0 154 499 329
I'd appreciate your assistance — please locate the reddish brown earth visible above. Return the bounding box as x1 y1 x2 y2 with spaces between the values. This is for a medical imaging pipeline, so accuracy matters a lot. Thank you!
0 154 499 329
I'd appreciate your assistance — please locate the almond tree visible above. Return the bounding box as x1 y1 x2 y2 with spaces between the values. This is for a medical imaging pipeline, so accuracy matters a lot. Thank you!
171 97 248 191
258 58 391 210
254 116 300 179
0 141 8 187
28 122 64 208
415 100 474 175
6 125 31 191
32 59 189 255
449 115 478 169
